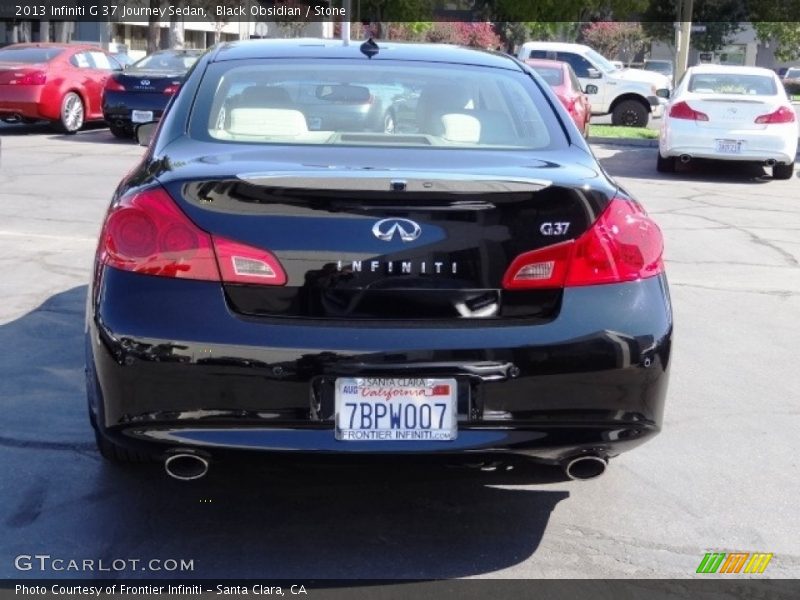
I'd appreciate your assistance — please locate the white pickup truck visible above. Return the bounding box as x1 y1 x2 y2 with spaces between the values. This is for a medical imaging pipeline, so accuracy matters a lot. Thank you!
517 42 672 127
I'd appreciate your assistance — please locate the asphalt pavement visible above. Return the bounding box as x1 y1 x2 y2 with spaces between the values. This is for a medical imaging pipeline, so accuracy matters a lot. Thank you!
0 122 798 579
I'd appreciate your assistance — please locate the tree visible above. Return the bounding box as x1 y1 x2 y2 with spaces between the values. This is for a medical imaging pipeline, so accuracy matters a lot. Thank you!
753 22 800 62
147 0 161 53
583 22 649 63
642 0 745 52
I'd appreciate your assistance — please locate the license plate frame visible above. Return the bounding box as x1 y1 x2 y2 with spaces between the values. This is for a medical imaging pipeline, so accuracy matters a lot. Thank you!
715 139 744 154
334 377 458 442
131 110 154 124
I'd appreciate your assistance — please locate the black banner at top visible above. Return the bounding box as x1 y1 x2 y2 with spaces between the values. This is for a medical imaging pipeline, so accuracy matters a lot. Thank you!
0 0 799 23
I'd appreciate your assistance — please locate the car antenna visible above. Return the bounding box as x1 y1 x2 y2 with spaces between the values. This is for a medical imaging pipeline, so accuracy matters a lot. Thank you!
360 38 379 59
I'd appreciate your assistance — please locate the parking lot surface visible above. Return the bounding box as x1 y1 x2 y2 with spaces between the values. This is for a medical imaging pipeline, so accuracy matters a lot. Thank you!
1 123 798 579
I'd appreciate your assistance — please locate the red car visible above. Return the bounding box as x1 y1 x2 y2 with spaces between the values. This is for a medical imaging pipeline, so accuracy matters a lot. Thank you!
0 43 122 133
525 58 593 137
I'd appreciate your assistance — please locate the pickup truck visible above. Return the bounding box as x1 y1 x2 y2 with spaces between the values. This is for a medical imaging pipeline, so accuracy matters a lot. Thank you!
518 42 672 127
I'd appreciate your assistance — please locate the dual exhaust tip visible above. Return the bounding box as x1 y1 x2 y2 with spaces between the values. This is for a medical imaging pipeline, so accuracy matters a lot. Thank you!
163 450 607 482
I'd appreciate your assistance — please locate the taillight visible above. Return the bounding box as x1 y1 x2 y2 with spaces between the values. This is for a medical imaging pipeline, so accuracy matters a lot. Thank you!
9 70 46 85
502 198 664 289
668 101 709 121
163 83 180 95
99 187 286 285
104 77 126 92
754 106 795 124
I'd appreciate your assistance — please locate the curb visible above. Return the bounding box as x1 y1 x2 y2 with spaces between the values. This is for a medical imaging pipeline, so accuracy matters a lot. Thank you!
588 136 659 148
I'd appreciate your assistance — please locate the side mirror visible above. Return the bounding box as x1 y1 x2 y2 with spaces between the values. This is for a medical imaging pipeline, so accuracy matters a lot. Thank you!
656 89 671 99
135 122 157 147
584 84 598 95
586 68 602 79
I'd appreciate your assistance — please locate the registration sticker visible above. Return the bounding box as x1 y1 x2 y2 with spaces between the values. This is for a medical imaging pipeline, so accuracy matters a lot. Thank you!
334 377 458 441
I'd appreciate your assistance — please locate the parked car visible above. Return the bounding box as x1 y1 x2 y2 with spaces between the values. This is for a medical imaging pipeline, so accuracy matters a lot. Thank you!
643 59 675 83
87 39 671 482
517 42 672 127
657 65 798 179
0 42 122 132
102 49 203 138
525 58 593 137
782 67 800 96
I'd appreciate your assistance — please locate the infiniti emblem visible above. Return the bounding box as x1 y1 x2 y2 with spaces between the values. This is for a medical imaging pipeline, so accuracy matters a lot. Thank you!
140 79 150 86
372 218 422 242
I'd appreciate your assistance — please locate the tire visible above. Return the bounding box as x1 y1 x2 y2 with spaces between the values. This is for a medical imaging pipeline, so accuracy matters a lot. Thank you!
109 124 129 139
656 152 676 173
772 162 794 180
89 405 153 463
611 99 649 127
54 91 85 134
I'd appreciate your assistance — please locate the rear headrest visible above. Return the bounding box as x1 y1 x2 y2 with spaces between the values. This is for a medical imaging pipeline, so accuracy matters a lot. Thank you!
228 108 308 137
440 113 481 144
236 86 291 107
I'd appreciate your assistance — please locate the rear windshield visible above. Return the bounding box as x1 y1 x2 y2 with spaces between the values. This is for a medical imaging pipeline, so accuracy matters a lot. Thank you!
0 47 64 63
645 61 672 73
786 68 800 78
191 60 563 150
530 66 563 86
688 73 777 95
132 52 199 71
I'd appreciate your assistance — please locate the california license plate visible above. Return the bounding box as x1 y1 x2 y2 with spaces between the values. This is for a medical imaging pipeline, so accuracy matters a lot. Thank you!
131 110 153 124
335 377 457 441
715 139 743 154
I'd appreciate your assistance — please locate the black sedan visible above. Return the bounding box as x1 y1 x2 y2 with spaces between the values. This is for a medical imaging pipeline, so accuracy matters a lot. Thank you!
87 39 672 482
102 49 202 138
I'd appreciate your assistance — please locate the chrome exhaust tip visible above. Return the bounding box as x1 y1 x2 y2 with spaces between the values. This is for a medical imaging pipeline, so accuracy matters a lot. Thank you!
564 455 608 481
164 452 209 481
679 154 692 163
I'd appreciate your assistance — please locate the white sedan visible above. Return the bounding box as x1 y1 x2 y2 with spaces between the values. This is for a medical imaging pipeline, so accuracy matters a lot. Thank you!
658 65 798 179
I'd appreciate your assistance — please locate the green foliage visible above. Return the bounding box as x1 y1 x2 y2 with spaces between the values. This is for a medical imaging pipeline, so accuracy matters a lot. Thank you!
753 23 800 62
642 0 744 52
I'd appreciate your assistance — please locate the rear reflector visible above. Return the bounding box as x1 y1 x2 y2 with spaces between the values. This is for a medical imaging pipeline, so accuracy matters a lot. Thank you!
754 106 796 124
668 101 709 121
99 187 286 285
502 198 664 289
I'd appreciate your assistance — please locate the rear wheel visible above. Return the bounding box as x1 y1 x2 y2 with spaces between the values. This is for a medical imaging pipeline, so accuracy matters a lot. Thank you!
772 162 794 180
656 152 676 173
54 92 84 134
612 99 649 127
109 124 129 139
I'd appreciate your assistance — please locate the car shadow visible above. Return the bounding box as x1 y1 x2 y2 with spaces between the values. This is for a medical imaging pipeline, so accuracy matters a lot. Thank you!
0 121 129 144
0 286 570 580
596 146 787 184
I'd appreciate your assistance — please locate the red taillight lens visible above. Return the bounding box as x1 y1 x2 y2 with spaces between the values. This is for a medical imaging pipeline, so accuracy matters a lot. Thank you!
668 100 709 121
104 77 126 92
9 70 46 85
754 105 796 124
502 198 664 289
99 187 286 285
163 83 180 95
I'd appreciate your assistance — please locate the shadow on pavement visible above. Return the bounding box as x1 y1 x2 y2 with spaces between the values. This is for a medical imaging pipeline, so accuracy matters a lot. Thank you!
597 146 789 184
0 286 570 579
0 121 124 143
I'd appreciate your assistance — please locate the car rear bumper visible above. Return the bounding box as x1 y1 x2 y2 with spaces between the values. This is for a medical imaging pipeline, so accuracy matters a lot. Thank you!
102 92 168 126
660 120 799 164
0 86 45 119
87 268 672 462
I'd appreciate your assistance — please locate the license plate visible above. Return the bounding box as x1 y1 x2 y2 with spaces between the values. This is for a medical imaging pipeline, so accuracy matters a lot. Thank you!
131 110 153 124
715 139 743 154
335 377 457 441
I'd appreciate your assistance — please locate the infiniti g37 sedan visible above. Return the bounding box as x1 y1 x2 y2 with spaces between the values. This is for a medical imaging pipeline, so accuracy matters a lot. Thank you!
86 39 672 481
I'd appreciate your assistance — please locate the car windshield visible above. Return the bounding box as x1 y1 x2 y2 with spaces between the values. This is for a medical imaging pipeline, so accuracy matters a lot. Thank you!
0 47 64 63
132 52 199 71
645 62 672 74
194 61 559 150
530 66 563 86
786 68 800 78
688 73 777 95
585 49 617 73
